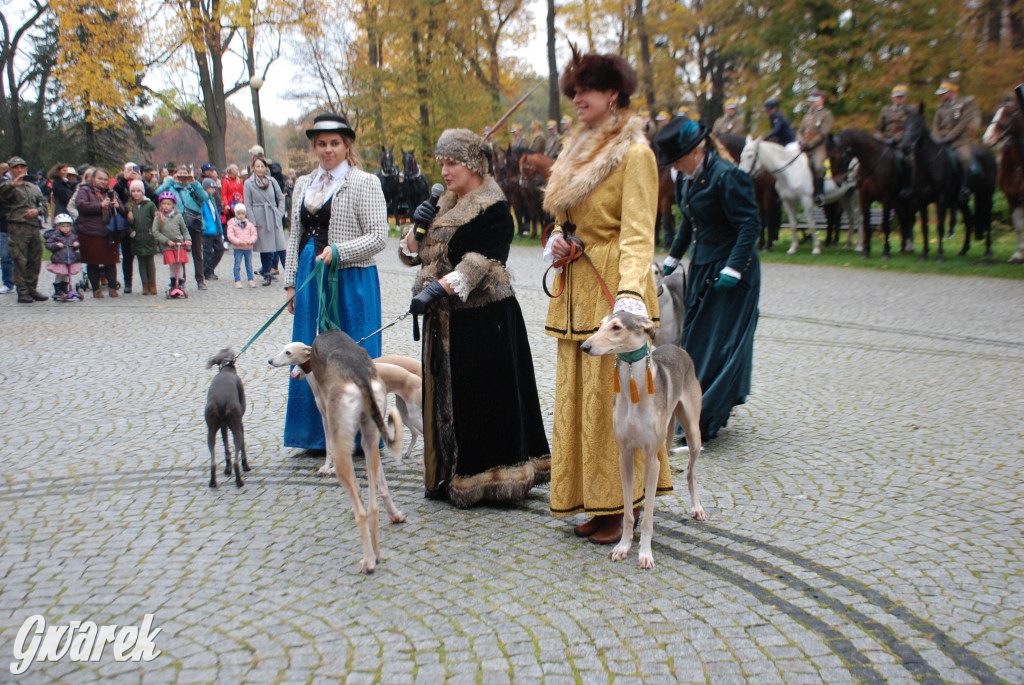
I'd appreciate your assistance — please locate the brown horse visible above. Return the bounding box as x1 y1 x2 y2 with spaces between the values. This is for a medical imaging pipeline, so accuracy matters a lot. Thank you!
826 129 914 258
983 98 1024 262
517 151 554 239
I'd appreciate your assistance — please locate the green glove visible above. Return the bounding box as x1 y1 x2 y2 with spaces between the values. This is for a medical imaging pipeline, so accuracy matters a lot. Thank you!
662 263 677 276
713 273 739 289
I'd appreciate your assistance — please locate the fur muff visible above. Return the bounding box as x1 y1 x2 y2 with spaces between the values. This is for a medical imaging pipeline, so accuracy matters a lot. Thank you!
559 46 638 107
543 113 649 217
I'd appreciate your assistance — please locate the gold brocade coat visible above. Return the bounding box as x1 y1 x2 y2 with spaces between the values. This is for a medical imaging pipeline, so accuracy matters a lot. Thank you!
542 113 660 339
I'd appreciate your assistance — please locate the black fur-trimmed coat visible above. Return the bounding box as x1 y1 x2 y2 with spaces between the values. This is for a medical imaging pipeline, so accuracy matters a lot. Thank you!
402 177 550 508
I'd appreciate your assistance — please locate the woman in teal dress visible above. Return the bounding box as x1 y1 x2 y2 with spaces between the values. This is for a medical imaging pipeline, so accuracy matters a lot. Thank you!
656 116 761 440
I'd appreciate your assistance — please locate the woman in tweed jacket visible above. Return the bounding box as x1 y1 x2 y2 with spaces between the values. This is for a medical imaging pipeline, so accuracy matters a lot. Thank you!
282 113 388 452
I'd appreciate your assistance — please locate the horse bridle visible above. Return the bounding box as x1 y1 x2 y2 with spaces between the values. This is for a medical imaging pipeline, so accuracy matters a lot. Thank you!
750 138 805 176
834 139 890 187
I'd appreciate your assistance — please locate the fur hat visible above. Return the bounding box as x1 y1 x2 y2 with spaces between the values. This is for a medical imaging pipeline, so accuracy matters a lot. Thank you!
434 128 493 178
559 45 638 108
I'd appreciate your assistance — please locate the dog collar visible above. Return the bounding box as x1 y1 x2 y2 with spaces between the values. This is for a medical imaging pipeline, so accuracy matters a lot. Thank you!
616 342 648 365
297 360 312 374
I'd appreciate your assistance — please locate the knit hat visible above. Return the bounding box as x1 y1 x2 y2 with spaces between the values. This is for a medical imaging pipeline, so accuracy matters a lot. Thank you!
234 203 246 216
129 180 145 193
434 128 493 178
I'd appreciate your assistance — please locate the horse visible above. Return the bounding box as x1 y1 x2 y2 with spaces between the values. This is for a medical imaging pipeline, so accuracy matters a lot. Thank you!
982 98 1024 262
518 152 554 239
493 145 525 225
400 149 430 225
902 107 997 261
738 137 820 254
826 130 915 258
506 146 543 236
656 166 677 250
374 147 400 218
719 134 782 250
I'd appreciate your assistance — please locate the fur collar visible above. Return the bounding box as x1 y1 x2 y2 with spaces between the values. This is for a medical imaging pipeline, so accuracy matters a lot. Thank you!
543 112 648 215
433 176 506 231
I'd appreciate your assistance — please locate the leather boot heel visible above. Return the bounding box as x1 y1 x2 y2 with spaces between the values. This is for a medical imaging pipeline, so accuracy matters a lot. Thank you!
573 516 604 538
588 515 625 545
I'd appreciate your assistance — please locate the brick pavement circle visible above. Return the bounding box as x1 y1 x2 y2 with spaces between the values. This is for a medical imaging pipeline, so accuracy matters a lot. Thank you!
0 238 1022 683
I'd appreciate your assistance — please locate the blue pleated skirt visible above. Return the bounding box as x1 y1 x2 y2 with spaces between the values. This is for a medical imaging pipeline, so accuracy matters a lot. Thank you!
283 241 382 450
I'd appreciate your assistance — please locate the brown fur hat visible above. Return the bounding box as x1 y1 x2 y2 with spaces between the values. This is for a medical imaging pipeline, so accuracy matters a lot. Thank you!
434 128 493 178
559 44 638 108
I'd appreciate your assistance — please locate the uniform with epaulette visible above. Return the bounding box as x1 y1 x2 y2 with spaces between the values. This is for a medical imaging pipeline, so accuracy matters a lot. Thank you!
876 84 915 197
0 156 47 302
797 91 834 204
932 80 981 201
712 99 745 137
529 120 547 153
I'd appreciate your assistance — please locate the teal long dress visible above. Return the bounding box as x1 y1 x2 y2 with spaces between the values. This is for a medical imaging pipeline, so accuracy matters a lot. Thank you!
667 150 761 439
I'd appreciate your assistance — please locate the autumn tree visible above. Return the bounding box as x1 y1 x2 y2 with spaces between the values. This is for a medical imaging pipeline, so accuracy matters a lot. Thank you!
0 0 50 157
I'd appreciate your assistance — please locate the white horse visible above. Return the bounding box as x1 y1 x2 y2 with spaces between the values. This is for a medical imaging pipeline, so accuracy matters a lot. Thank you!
739 137 820 255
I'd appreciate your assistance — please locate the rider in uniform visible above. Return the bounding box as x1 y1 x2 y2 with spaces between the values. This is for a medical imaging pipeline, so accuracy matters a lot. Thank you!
545 120 561 158
712 98 745 136
529 120 547 153
797 90 834 205
510 123 526 148
932 80 981 202
875 84 916 198
763 97 796 146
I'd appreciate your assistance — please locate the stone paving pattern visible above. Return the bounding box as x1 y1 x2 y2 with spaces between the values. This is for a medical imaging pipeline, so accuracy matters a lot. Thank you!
1 238 1022 683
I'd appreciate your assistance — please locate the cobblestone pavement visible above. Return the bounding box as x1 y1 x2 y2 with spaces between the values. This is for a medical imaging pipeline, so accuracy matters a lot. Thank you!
1 239 1022 684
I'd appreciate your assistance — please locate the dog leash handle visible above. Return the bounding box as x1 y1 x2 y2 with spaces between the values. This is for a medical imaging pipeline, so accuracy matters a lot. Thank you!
412 311 420 342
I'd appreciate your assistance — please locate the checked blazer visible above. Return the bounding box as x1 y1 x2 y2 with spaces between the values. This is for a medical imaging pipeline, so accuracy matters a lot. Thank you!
283 167 389 288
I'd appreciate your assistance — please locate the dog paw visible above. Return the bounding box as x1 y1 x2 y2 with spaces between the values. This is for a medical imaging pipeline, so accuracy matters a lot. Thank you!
389 511 407 524
610 543 631 561
316 465 336 476
639 553 655 569
359 559 376 574
692 507 708 522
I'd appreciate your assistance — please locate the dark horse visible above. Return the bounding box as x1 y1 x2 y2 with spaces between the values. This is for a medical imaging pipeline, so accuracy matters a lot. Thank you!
374 147 400 218
982 97 1024 262
826 130 914 258
719 133 782 250
400 149 430 225
901 107 996 261
494 145 525 230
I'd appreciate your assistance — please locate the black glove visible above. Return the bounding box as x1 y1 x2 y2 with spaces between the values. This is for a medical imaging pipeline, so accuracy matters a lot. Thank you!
409 280 448 315
411 200 438 240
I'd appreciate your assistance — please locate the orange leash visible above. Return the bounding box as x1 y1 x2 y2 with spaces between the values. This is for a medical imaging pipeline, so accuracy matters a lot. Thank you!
542 234 615 307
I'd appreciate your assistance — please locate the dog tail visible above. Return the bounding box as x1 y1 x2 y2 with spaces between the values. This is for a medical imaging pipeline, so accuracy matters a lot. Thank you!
358 377 404 459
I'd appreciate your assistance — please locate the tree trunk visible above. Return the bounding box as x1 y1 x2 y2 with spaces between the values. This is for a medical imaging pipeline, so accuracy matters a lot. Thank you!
634 0 655 112
547 0 559 124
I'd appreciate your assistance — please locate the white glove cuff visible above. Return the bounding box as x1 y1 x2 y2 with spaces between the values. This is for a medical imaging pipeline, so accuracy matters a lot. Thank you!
613 297 648 318
663 255 681 269
720 265 741 280
542 237 562 273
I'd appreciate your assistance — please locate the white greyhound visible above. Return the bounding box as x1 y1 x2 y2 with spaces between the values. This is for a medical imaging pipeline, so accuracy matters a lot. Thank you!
739 136 820 255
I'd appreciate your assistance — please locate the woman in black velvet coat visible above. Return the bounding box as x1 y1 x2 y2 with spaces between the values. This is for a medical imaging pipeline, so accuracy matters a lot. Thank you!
401 128 550 508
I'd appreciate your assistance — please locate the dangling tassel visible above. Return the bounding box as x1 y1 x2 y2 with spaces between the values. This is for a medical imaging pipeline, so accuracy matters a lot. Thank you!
647 366 655 395
629 377 640 403
613 359 620 393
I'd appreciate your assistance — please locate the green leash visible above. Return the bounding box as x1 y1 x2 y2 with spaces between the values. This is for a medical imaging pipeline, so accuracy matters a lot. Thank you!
317 244 343 333
236 259 325 358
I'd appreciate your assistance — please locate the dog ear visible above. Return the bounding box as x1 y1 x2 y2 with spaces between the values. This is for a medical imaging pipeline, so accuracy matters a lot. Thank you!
641 317 657 341
206 357 217 369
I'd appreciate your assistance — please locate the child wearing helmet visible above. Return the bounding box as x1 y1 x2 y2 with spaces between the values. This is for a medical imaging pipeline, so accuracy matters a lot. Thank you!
151 191 191 297
43 214 82 301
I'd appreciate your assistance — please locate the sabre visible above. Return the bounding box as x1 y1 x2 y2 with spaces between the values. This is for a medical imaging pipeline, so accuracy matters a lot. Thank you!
483 81 545 141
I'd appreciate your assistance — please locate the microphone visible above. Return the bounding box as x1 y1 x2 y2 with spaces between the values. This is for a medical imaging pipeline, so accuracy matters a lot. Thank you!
413 183 446 242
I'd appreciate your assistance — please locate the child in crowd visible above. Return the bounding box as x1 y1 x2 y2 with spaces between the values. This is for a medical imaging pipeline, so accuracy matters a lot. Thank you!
43 214 82 302
226 203 257 288
127 180 159 295
151 191 191 298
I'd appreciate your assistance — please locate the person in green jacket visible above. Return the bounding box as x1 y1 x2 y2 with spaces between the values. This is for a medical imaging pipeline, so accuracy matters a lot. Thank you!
127 180 159 295
657 116 761 440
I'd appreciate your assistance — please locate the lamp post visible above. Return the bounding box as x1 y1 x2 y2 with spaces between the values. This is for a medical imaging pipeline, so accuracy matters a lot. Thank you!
249 75 266 150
